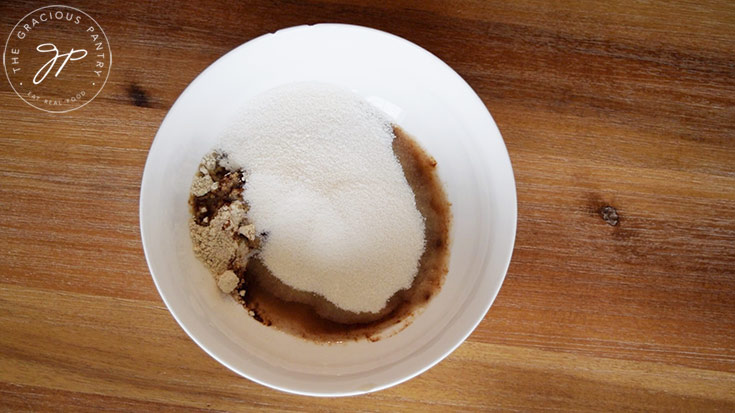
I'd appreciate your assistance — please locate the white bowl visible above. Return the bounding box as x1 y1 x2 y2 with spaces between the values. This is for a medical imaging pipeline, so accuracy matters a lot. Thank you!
140 24 516 397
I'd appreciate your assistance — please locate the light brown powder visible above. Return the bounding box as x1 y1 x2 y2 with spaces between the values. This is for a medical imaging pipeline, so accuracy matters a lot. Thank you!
189 202 247 275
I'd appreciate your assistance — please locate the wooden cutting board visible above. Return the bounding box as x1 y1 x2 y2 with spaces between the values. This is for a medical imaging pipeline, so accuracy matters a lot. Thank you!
1 0 733 411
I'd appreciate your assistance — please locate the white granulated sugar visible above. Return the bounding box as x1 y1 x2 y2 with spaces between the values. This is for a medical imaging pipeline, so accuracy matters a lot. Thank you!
220 83 425 314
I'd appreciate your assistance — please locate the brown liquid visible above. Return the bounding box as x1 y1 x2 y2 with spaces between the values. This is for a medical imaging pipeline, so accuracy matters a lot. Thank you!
236 127 451 342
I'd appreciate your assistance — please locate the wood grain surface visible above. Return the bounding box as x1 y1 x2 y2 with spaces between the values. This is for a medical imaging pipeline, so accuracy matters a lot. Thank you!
1 0 734 411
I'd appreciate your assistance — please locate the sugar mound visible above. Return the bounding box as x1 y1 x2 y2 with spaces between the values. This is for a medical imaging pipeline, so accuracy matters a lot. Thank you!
219 83 426 314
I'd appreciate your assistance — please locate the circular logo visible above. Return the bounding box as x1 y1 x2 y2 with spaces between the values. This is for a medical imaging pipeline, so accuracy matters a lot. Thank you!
3 5 112 113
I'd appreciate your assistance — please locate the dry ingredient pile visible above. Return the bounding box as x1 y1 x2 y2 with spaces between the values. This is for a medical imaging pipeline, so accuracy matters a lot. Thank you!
192 83 426 315
188 153 259 296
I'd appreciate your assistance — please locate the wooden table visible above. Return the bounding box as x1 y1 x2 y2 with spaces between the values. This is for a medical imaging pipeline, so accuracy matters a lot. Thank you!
1 0 734 411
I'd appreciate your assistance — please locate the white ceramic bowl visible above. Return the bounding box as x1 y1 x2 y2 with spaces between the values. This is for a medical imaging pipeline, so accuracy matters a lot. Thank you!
140 24 516 397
